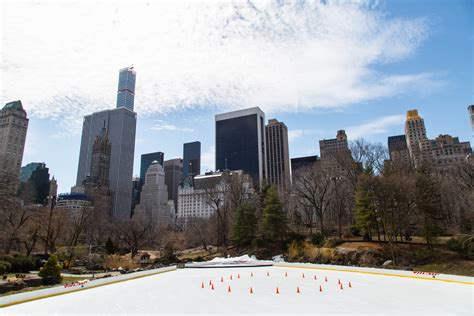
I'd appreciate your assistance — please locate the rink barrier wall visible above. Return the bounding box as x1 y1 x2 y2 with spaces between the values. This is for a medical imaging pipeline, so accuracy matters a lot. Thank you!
0 265 177 308
274 262 473 285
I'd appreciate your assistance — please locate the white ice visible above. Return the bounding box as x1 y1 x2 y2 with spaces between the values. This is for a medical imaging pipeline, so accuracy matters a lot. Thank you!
3 265 472 315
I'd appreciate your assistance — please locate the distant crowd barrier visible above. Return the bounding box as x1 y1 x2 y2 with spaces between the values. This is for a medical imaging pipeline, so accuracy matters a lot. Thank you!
0 265 177 308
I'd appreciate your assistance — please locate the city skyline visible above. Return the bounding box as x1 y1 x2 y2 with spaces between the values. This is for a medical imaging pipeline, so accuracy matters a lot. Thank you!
2 1 473 193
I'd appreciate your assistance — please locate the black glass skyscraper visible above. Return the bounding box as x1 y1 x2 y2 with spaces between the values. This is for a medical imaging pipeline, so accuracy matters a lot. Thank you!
215 107 266 186
140 152 164 183
183 141 201 177
117 67 136 111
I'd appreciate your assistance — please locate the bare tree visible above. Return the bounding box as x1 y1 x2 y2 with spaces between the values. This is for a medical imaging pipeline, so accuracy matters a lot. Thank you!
117 218 155 259
292 164 334 234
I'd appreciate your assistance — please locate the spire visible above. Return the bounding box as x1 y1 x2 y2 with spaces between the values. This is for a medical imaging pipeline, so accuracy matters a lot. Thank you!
100 120 107 138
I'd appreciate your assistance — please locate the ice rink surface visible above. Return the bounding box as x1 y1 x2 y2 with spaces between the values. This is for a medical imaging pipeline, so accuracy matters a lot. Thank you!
3 265 473 315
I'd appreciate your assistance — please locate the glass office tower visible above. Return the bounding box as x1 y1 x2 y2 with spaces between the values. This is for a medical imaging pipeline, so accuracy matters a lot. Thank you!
116 67 136 111
140 152 164 183
183 141 201 177
215 107 266 186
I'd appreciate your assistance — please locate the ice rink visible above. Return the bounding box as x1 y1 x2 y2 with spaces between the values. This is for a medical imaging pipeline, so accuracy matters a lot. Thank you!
2 265 473 315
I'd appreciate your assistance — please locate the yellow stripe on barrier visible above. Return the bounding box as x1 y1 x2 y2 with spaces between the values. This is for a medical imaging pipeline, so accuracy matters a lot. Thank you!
275 264 473 285
0 268 177 308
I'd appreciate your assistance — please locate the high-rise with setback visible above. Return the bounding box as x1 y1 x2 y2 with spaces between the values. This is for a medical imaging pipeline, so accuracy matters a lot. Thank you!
0 101 29 179
215 107 266 186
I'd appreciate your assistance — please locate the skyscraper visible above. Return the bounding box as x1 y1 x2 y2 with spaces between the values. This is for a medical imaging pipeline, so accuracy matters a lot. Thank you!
215 107 266 186
135 161 173 227
0 101 29 179
164 158 183 213
76 107 136 219
183 141 201 177
140 152 164 183
116 67 136 111
265 119 290 192
404 109 428 167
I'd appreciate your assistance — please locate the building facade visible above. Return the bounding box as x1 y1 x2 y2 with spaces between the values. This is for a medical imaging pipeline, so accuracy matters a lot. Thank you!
177 170 252 227
215 107 266 186
116 67 136 112
427 134 472 169
319 130 351 160
76 107 136 219
387 135 411 166
469 105 474 130
265 119 290 192
83 126 113 217
290 155 319 179
55 193 93 219
134 161 173 227
164 158 183 213
0 101 29 179
183 141 201 177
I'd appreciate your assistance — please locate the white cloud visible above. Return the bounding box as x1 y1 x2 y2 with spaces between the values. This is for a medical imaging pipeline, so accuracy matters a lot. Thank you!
151 120 194 132
346 114 405 139
201 146 215 173
2 0 434 133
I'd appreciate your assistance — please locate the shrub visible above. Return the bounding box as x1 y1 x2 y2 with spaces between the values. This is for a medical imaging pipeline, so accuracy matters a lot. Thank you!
323 238 344 248
287 240 303 260
38 255 62 285
11 256 35 273
446 238 462 252
0 260 12 275
311 232 326 246
286 232 305 246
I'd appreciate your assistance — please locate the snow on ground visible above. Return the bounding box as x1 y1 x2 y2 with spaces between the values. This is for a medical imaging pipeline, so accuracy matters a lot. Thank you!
3 263 472 315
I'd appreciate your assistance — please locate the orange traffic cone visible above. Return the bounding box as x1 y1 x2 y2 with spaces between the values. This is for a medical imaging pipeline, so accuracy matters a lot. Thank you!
230 275 233 280
325 276 328 282
267 272 270 277
221 277 224 282
285 272 288 277
302 273 305 278
201 282 204 288
251 272 254 277
209 280 212 286
349 282 352 288
211 284 215 290
238 274 240 279
340 283 343 290
297 286 301 294
338 279 341 285
228 285 231 293
319 285 323 292
314 275 317 280
276 287 280 294
250 287 253 294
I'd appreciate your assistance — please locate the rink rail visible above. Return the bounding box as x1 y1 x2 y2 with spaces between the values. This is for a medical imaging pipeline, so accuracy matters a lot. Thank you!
274 262 473 285
0 265 177 308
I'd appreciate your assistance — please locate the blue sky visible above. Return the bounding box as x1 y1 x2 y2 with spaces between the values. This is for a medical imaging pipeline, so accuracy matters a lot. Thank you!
1 0 472 193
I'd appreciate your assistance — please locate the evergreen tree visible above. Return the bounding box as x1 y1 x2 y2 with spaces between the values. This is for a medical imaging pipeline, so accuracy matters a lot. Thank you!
262 186 287 242
354 181 376 241
415 164 444 247
232 203 257 247
105 237 116 255
38 255 62 284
